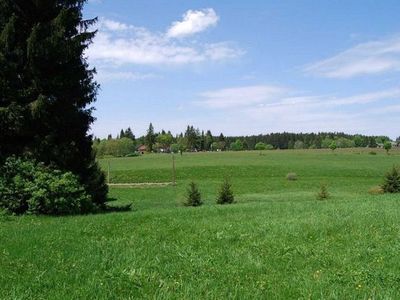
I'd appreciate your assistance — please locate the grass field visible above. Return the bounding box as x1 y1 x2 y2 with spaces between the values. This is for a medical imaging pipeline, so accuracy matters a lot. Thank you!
1 149 400 299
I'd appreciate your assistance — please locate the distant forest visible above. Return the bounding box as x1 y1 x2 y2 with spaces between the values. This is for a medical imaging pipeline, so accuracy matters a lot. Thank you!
93 123 400 157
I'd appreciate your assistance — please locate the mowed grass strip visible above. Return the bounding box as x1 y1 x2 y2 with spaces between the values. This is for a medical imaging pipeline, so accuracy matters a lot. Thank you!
102 148 399 184
1 149 400 299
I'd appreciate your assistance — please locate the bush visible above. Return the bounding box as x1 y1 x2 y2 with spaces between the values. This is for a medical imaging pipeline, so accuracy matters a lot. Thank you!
216 178 234 204
265 144 274 150
230 139 244 151
336 137 355 148
170 143 180 153
184 181 202 206
329 141 337 152
321 138 333 149
286 172 298 181
0 156 93 215
316 183 329 200
254 142 266 151
382 166 400 193
384 141 392 154
255 142 274 152
369 151 377 155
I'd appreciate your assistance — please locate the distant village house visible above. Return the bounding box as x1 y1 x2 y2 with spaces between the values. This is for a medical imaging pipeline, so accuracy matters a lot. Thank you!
137 145 147 154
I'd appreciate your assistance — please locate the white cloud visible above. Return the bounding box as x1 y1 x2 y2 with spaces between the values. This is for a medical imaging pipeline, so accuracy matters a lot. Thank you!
166 8 219 38
234 87 400 138
327 89 400 105
196 85 288 108
98 18 133 31
195 85 400 131
305 36 400 78
88 31 242 65
87 16 242 66
95 70 158 82
91 85 400 139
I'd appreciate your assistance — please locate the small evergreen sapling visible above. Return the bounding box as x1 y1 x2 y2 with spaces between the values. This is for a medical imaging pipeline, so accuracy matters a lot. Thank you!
185 182 202 206
217 178 234 204
317 183 330 200
382 166 400 193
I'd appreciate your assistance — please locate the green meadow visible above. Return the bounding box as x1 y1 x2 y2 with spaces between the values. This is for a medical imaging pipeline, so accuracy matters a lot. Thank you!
1 149 400 299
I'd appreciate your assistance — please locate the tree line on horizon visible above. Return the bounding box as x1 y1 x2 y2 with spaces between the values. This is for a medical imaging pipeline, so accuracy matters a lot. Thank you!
93 123 400 157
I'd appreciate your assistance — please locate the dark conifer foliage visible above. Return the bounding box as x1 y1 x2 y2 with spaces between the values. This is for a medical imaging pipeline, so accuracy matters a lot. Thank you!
145 123 155 152
382 166 400 193
0 0 107 206
184 181 202 207
124 127 135 140
216 178 234 204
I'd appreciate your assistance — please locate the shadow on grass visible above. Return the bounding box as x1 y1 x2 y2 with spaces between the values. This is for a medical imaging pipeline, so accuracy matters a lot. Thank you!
103 197 134 213
0 197 133 218
105 196 118 203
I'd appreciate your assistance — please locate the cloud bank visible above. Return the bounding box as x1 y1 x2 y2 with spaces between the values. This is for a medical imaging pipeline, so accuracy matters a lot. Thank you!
87 11 242 67
194 84 400 137
305 36 400 78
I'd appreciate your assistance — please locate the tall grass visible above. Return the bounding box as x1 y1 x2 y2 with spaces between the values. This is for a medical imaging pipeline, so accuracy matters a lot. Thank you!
1 149 400 298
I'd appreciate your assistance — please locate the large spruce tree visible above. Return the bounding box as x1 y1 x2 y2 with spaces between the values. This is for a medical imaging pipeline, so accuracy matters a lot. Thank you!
0 0 107 207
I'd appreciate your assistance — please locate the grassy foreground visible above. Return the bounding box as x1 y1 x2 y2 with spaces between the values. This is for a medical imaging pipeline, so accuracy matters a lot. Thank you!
1 149 400 299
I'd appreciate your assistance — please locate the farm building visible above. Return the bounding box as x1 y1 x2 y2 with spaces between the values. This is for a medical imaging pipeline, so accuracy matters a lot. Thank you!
137 145 147 154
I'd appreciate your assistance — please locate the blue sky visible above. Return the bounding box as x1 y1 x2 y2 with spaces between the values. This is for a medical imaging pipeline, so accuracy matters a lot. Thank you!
84 0 400 139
